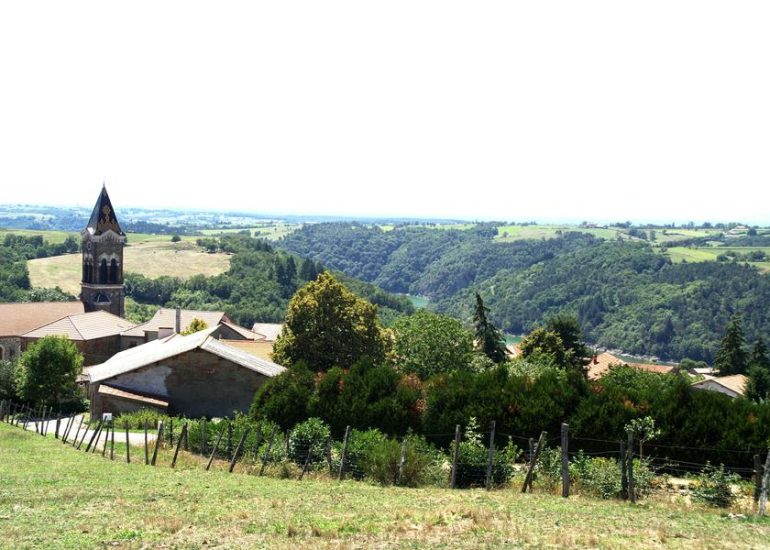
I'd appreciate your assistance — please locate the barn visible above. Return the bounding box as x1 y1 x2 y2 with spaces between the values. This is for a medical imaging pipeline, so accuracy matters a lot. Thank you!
87 326 285 418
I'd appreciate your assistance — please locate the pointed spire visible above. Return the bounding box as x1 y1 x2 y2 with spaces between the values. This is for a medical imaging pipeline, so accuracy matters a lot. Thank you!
85 185 124 236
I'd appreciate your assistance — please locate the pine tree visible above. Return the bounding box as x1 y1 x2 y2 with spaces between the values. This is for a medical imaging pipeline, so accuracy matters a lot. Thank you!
714 314 748 375
746 339 770 401
472 293 508 364
749 339 770 371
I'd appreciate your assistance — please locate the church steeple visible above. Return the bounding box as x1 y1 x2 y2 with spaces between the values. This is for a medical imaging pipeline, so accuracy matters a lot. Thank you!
80 185 126 318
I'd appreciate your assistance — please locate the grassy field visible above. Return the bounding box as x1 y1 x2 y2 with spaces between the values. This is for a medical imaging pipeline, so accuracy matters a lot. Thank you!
666 247 770 273
2 423 770 549
199 223 299 241
28 240 231 295
495 225 624 242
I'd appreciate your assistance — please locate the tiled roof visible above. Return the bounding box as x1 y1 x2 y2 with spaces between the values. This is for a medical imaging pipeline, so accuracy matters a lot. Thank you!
251 323 283 342
22 311 136 341
121 309 226 337
220 340 274 361
98 384 168 408
586 352 673 380
0 302 85 337
89 326 285 384
692 374 748 397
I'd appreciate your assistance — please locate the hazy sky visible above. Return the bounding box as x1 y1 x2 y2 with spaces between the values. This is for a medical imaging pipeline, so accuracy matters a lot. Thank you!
1 2 768 224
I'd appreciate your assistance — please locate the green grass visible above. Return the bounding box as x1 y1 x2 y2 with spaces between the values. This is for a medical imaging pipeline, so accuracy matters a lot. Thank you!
199 223 299 241
666 247 770 273
495 225 624 242
2 423 770 548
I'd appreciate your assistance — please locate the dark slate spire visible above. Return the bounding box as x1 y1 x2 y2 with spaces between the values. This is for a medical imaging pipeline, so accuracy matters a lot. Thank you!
86 184 124 236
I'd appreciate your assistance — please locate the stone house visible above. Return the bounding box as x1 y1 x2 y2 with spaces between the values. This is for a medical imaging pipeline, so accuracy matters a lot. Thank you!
88 326 285 418
0 301 85 362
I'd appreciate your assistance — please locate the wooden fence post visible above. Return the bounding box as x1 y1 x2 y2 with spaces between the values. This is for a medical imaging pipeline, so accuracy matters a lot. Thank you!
168 418 174 446
200 419 207 456
259 429 276 476
522 431 547 493
338 425 352 481
229 427 250 473
326 438 333 476
620 440 628 500
485 421 496 491
755 454 762 502
758 451 770 515
101 423 110 456
85 420 104 453
450 424 461 489
54 415 61 439
72 417 83 447
125 423 131 463
171 423 188 468
561 423 569 498
144 421 149 465
206 423 226 471
627 430 636 504
151 421 164 466
40 407 48 436
76 418 90 450
396 437 408 486
61 415 72 444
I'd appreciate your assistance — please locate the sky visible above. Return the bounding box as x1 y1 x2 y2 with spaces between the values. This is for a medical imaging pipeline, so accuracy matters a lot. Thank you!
0 2 768 224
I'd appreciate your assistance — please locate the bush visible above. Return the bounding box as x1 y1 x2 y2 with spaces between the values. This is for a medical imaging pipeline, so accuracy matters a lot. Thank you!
0 360 17 401
692 463 741 508
452 418 521 489
115 409 169 430
288 418 331 465
568 451 655 499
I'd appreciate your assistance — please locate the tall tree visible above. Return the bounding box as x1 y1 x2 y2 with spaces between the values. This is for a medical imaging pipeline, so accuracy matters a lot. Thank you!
472 292 508 363
273 272 389 371
714 314 748 375
746 339 770 402
545 314 590 373
16 336 83 407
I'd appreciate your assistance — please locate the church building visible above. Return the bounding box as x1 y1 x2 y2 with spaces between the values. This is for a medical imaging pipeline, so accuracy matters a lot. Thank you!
80 185 126 317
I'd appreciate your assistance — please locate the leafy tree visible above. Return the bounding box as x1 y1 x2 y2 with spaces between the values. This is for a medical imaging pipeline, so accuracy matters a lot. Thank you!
171 234 181 243
16 336 83 407
519 329 567 367
624 416 661 459
181 318 208 335
272 272 389 371
472 292 508 363
544 314 590 373
0 360 17 401
250 361 316 430
390 310 474 379
714 314 748 375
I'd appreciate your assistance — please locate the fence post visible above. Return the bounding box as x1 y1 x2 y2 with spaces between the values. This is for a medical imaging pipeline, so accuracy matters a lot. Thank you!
627 430 636 504
229 427 250 473
396 437 408 486
326 437 333 476
620 440 628 500
171 423 187 468
72 417 84 447
300 443 313 481
22 405 30 431
42 407 49 436
125 423 131 463
61 415 74 444
151 421 164 466
200 419 207 456
101 423 110 456
168 418 174 446
144 421 149 465
206 423 226 471
522 431 547 493
561 423 569 498
76 418 90 450
227 422 233 457
338 425 352 481
758 451 770 515
85 420 104 453
259 429 277 476
485 421 496 491
450 424 461 489
755 454 762 502
54 414 61 439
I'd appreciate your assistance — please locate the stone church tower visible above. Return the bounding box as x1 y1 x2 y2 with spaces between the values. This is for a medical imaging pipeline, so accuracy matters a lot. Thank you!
80 185 126 317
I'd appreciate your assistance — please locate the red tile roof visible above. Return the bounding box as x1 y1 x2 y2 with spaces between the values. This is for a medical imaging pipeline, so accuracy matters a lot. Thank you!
0 302 85 337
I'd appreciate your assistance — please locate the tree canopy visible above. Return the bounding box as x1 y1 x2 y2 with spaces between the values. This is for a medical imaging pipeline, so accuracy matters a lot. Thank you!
714 314 748 375
272 272 389 371
16 336 83 407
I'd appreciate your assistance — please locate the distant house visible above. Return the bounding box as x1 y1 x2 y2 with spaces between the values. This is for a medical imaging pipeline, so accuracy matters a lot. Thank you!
691 374 748 399
586 352 675 381
20 310 134 366
88 326 285 418
120 308 257 350
0 301 85 362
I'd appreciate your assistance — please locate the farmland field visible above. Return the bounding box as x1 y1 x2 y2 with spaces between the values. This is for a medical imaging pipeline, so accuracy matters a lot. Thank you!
199 223 299 241
28 240 230 295
494 225 624 242
666 247 770 273
2 423 770 549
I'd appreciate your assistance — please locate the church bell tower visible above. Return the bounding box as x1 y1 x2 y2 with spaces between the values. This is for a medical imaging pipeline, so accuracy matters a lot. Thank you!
80 185 126 317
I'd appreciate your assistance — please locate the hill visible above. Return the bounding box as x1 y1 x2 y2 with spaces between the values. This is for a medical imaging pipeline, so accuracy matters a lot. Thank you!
2 422 768 549
279 223 770 362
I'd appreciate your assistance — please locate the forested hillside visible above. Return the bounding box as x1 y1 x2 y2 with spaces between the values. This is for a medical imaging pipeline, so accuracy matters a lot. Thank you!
280 223 770 362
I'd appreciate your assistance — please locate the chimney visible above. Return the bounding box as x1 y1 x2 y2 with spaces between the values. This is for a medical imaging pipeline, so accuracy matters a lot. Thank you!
175 308 182 333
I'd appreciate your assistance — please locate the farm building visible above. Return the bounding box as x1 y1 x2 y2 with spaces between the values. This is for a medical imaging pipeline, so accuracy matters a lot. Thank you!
20 310 134 366
120 308 257 350
0 301 85 362
690 374 748 399
88 326 285 418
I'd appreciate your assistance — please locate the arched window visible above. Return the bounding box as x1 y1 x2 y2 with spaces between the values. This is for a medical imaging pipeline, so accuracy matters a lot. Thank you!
83 260 92 283
99 259 108 283
109 259 119 284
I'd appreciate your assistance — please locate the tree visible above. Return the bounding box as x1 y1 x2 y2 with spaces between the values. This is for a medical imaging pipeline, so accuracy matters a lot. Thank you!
749 339 770 371
472 293 508 363
625 416 661 459
171 234 181 243
15 336 83 407
746 339 770 401
544 314 590 372
519 329 567 367
272 272 388 371
181 318 208 335
0 360 17 401
714 314 748 375
390 310 474 379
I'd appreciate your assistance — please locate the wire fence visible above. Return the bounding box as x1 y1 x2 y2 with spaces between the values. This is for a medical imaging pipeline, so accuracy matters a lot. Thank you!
1 398 768 510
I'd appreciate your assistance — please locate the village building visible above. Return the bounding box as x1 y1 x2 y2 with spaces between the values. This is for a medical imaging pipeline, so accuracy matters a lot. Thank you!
0 301 85 362
252 322 283 342
21 310 136 366
88 326 285 418
586 352 675 381
690 374 748 399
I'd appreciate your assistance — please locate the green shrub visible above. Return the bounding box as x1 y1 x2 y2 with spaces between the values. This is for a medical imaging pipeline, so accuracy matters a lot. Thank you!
535 446 563 492
692 463 741 508
115 409 169 430
288 418 331 465
451 418 521 489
